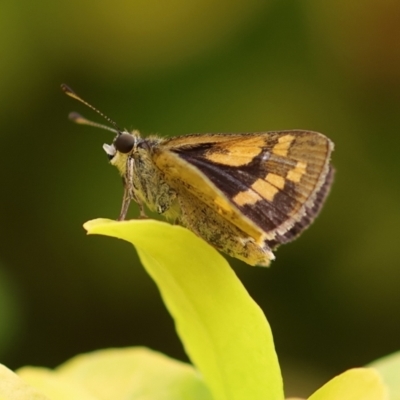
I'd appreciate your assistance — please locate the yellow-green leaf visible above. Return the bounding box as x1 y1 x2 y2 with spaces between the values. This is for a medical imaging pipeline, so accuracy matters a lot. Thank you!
17 347 211 400
0 364 50 400
308 368 388 400
17 367 98 400
84 218 283 400
368 351 400 400
58 347 211 399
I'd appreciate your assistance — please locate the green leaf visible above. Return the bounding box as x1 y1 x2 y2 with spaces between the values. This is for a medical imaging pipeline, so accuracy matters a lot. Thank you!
15 366 98 400
368 351 400 400
84 218 283 400
0 364 50 400
18 347 211 400
308 368 388 400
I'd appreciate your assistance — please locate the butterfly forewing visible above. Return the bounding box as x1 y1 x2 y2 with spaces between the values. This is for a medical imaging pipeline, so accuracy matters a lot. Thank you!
155 130 333 243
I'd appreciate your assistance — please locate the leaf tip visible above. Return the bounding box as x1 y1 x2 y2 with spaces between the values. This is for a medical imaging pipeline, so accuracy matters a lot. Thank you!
83 218 116 234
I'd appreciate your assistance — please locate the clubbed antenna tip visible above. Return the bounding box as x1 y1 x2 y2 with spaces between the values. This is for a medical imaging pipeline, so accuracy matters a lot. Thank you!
61 84 122 134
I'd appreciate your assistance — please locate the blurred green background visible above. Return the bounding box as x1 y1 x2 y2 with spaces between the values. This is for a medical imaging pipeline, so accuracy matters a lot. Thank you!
1 0 400 397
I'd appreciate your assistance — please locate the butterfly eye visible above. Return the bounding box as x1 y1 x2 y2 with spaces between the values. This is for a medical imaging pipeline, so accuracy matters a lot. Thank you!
114 133 135 154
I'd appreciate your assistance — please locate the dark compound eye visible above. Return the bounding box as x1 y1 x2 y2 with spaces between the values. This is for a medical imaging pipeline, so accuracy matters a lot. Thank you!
114 133 135 154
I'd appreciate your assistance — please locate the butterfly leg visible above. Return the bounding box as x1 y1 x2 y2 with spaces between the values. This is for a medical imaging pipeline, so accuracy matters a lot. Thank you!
118 156 147 220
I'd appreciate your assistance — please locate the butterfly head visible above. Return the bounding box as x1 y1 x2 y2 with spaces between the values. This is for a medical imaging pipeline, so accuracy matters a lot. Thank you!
61 84 142 163
103 129 141 160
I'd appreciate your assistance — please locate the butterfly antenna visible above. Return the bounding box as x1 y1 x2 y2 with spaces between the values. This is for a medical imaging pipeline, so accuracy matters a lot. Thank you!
61 84 123 135
67 112 119 134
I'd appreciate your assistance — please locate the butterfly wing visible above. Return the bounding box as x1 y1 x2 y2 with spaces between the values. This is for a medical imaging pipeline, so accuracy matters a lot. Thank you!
153 131 333 246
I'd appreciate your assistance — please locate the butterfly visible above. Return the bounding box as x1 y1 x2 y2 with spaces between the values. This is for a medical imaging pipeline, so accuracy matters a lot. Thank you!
62 84 334 266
